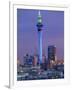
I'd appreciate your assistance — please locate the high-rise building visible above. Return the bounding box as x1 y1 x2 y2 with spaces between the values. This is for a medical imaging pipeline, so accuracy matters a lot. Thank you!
48 45 56 65
42 54 46 64
24 54 33 66
36 11 43 64
33 55 38 66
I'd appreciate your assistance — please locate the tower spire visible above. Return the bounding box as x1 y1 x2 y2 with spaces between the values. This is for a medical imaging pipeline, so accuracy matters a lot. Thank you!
38 10 41 16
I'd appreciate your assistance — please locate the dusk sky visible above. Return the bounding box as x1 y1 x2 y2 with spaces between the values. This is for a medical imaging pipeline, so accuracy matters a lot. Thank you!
17 9 64 64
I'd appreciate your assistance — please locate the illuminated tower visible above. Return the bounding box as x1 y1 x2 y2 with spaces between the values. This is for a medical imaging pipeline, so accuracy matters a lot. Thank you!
37 11 43 64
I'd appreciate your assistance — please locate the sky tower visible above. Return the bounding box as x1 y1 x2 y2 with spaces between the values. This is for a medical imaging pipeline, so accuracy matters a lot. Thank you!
37 11 43 64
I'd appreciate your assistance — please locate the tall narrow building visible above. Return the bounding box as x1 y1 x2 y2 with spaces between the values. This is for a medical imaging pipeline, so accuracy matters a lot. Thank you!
48 45 56 64
37 11 43 64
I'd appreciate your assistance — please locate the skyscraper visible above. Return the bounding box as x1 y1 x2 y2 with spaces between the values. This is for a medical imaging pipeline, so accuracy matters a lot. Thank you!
33 55 38 66
48 45 56 64
24 54 33 66
37 11 43 64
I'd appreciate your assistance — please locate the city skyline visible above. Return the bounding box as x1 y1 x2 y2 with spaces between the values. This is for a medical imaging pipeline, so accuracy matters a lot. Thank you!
17 9 64 64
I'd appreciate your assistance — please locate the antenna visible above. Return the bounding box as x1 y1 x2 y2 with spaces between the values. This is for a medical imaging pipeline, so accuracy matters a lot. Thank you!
38 10 41 16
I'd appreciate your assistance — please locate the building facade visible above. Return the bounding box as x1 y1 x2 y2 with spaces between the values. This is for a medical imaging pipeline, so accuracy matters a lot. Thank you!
48 45 56 65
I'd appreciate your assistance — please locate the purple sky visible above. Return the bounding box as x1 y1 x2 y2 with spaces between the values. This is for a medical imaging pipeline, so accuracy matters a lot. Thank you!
17 9 64 64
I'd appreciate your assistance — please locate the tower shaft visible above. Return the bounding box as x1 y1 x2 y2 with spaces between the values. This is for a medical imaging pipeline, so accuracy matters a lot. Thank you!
38 31 42 64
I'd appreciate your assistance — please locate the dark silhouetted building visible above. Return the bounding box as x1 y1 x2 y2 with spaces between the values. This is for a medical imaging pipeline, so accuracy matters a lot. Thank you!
48 45 56 65
24 54 33 67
